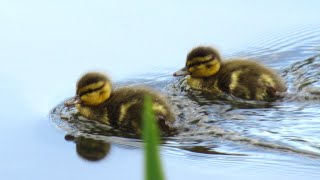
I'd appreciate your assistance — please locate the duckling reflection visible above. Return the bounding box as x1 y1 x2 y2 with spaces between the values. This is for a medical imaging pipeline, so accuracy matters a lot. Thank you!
65 135 111 161
174 46 287 101
65 72 177 136
182 146 245 156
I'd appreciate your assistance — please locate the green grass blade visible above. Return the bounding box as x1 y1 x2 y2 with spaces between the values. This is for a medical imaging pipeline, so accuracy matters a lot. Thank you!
143 95 165 180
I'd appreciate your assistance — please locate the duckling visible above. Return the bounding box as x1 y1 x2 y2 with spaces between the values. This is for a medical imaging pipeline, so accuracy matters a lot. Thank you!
173 46 287 101
65 72 176 136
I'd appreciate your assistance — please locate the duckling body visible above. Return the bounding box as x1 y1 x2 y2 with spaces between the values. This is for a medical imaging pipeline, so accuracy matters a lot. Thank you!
66 72 176 136
174 46 287 101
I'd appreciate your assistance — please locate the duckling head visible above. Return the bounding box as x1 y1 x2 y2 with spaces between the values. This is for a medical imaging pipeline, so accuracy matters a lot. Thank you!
65 72 112 106
173 46 222 78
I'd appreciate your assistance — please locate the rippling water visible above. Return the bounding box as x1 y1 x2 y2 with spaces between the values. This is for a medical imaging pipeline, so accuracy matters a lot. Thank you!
50 25 320 178
2 1 320 179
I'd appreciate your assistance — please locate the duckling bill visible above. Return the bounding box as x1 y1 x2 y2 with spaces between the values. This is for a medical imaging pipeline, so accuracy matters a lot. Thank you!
65 72 176 136
174 46 287 101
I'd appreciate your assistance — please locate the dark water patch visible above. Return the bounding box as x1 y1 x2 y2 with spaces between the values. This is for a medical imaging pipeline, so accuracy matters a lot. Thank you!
64 135 112 161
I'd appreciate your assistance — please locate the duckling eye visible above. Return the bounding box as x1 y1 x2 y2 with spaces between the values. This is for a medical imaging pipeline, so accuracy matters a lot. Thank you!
87 89 94 94
78 83 106 96
187 62 200 68
80 89 95 96
187 59 213 68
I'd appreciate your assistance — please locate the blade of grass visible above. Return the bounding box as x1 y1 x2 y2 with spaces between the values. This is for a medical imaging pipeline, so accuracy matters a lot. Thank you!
143 95 165 180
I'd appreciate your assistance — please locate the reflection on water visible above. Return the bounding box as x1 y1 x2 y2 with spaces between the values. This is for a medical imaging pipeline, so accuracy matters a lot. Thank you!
51 26 320 166
65 134 111 161
2 0 320 179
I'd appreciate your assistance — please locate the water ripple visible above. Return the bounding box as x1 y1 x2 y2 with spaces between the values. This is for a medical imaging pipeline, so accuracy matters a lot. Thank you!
50 25 320 170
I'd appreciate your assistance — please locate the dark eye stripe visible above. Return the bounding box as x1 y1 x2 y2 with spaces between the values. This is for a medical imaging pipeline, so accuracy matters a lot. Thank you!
187 59 213 68
79 83 105 96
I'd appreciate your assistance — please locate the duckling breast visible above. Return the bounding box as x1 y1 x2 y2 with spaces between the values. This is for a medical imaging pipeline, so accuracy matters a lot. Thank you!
186 76 223 95
75 103 111 124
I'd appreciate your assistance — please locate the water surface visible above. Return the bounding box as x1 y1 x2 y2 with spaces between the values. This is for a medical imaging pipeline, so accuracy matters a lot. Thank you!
1 1 320 180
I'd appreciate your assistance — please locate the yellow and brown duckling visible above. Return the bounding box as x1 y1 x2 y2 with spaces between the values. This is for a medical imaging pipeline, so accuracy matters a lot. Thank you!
65 72 176 136
173 46 287 101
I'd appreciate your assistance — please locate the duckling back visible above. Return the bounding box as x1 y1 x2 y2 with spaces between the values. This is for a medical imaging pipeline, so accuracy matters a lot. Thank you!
103 87 176 135
210 60 286 101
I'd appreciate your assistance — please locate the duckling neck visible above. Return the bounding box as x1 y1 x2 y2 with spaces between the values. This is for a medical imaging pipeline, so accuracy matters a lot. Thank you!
186 66 223 92
75 103 110 124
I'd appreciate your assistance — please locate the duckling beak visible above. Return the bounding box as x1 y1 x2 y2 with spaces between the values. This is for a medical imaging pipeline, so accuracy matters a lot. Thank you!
64 96 82 107
173 66 189 77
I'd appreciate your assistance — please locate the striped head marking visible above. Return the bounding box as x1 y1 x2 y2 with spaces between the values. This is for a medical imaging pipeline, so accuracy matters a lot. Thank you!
76 72 112 106
174 46 222 78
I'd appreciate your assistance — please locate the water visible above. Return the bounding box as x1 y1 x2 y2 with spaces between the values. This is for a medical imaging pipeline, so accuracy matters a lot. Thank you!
1 1 320 180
